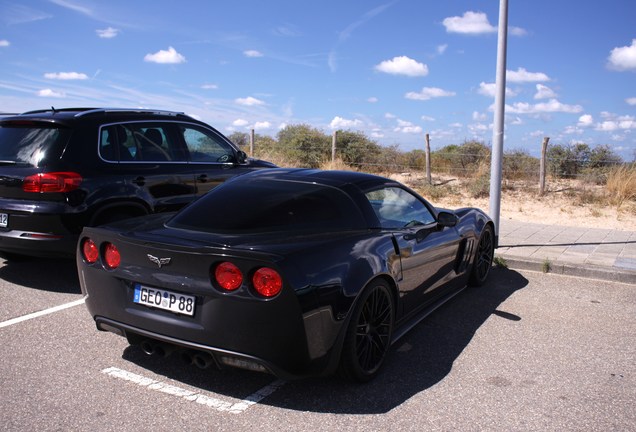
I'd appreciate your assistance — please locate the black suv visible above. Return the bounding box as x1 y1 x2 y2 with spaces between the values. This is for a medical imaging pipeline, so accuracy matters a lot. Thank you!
0 108 276 258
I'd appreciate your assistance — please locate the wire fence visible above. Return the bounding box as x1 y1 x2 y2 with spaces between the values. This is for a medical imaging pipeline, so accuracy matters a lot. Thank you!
243 141 630 182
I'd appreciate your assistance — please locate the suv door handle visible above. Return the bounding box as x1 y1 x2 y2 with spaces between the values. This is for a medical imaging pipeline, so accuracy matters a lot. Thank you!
196 174 208 183
133 176 146 186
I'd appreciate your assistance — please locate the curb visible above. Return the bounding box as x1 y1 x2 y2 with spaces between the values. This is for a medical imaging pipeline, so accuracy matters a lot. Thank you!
494 253 636 285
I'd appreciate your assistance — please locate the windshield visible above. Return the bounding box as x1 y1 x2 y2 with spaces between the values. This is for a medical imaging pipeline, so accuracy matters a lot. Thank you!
0 124 71 167
168 178 366 234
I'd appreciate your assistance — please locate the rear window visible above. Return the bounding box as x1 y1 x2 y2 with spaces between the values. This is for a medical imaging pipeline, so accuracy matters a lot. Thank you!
0 123 71 167
167 178 366 233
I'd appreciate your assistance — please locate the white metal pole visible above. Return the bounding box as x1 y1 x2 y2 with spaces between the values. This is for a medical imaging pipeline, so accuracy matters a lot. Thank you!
489 0 509 245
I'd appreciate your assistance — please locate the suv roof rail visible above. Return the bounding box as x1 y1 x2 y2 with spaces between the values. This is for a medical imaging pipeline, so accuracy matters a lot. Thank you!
18 107 192 119
21 107 98 115
75 108 191 118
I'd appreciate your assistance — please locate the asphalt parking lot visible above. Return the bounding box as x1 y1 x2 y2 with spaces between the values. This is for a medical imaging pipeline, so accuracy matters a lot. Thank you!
1 257 634 431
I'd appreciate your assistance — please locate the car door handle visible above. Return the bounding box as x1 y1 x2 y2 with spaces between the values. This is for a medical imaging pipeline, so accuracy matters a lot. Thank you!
196 174 208 183
133 176 146 186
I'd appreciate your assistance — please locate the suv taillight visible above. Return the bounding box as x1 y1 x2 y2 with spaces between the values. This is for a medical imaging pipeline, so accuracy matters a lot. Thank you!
23 172 82 193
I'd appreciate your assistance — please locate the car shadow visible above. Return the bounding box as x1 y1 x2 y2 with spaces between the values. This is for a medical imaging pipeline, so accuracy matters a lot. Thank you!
121 266 528 414
0 256 81 294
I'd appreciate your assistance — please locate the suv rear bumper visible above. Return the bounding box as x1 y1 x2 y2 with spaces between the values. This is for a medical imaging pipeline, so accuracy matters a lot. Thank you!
0 229 78 258
0 199 83 257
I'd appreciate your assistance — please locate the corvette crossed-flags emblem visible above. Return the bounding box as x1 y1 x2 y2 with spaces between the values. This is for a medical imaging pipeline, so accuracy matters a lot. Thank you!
147 254 171 268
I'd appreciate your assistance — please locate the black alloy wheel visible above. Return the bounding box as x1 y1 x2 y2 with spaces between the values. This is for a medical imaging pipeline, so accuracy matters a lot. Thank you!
339 279 394 382
469 224 494 286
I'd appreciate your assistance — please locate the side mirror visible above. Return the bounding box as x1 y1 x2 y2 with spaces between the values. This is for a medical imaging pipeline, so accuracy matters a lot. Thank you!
236 150 248 164
437 211 458 228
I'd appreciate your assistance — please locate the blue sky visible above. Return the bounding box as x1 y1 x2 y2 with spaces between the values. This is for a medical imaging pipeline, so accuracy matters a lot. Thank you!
1 0 635 160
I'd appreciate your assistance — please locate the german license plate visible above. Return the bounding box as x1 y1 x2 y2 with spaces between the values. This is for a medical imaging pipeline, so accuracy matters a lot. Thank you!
133 284 195 316
0 213 7 228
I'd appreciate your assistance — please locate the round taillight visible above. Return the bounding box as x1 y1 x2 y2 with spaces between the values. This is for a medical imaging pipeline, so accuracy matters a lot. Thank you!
82 238 99 264
103 242 120 269
252 267 282 298
214 262 243 291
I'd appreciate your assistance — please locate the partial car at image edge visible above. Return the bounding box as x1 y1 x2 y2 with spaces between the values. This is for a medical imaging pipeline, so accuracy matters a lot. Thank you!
0 107 275 258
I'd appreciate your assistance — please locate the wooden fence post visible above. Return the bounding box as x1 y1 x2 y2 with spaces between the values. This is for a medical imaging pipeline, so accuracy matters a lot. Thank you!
249 129 255 157
425 133 431 185
539 136 550 195
332 131 337 164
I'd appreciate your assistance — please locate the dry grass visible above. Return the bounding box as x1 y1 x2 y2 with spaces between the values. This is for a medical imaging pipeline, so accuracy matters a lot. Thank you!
320 158 357 171
606 164 636 209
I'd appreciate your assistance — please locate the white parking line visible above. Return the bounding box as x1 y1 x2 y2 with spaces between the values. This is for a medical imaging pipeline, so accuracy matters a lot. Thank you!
0 298 86 329
102 367 286 414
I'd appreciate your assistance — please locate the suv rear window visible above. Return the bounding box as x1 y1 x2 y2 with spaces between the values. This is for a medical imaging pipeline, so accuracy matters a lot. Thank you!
0 123 71 167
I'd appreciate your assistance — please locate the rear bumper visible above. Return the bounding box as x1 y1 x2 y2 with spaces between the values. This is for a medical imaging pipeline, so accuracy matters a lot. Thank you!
79 265 345 379
0 229 77 258
95 316 293 377
0 200 82 257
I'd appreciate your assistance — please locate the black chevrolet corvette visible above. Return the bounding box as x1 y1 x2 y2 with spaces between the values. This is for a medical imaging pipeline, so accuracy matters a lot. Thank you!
78 168 495 381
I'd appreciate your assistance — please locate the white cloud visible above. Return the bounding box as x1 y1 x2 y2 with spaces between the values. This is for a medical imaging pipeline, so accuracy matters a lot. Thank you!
253 121 271 130
478 82 496 97
442 11 496 34
273 25 301 38
509 26 527 36
578 114 594 127
421 115 435 122
232 119 249 127
0 40 9 47
235 96 265 106
244 50 264 58
50 0 92 16
564 125 583 135
469 123 489 133
477 82 517 98
626 97 636 105
510 117 523 125
374 56 428 77
595 114 636 131
394 119 422 134
96 27 119 38
473 111 488 121
367 97 378 103
144 46 186 64
506 99 583 114
330 116 363 129
534 84 557 99
437 44 448 54
405 87 455 101
384 113 396 119
507 67 550 83
201 84 218 90
37 88 65 98
44 72 88 80
607 39 636 71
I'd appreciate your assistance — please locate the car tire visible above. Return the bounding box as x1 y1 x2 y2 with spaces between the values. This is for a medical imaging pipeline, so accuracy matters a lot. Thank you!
469 224 494 286
339 279 394 382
